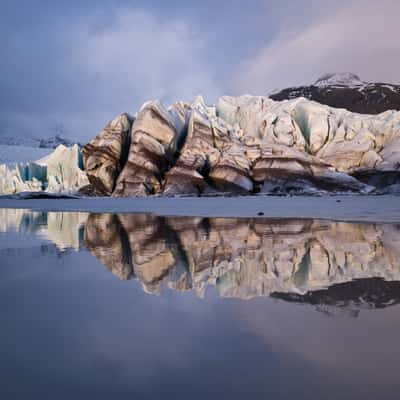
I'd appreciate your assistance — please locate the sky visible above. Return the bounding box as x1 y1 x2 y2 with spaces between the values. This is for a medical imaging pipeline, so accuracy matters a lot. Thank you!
1 0 400 142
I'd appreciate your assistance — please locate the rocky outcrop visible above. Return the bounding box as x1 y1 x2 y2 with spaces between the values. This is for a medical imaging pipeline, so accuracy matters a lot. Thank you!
83 213 400 303
269 73 400 114
82 113 133 195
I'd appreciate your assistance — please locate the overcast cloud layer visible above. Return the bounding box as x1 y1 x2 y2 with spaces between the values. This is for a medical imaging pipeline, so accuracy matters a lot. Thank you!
1 0 400 142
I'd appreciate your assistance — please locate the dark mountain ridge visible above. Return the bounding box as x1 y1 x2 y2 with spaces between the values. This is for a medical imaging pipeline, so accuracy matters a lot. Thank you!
269 73 400 114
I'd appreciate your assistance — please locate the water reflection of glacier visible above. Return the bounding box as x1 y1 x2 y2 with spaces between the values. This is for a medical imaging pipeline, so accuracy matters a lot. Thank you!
2 209 400 309
0 208 87 251
84 214 400 304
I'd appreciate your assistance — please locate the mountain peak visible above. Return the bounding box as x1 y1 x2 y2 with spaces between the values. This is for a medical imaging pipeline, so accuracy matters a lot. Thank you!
314 72 363 88
269 74 400 114
0 134 81 149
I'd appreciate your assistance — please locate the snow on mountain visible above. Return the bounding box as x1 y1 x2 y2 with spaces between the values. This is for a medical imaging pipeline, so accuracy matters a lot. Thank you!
313 72 364 88
270 73 400 114
0 134 82 149
0 134 84 174
38 135 83 149
268 73 365 97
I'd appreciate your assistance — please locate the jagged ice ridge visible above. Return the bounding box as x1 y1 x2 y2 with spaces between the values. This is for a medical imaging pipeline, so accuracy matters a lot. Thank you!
1 95 400 196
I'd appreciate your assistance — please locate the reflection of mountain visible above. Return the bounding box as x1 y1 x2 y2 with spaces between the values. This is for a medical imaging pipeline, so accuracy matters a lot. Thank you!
271 278 400 311
84 214 400 307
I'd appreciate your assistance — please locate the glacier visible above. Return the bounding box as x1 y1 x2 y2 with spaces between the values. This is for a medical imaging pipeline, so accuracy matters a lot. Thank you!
0 144 88 195
1 94 400 196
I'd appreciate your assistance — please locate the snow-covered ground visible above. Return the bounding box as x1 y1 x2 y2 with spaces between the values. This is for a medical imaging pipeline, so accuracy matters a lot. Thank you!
0 195 399 223
0 145 51 165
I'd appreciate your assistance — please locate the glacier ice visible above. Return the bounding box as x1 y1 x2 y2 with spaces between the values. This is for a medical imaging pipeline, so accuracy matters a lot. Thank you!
0 144 88 195
0 163 45 194
2 94 400 196
37 144 89 193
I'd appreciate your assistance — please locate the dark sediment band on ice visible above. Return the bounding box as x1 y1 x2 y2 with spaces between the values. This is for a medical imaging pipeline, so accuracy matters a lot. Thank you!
2 94 400 197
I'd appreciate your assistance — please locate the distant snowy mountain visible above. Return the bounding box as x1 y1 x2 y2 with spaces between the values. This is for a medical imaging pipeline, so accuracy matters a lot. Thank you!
313 72 364 88
0 145 51 165
0 134 83 166
269 73 400 114
38 135 83 149
0 134 82 149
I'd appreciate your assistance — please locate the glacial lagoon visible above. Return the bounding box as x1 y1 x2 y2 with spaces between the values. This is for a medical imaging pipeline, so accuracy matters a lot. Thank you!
1 209 400 399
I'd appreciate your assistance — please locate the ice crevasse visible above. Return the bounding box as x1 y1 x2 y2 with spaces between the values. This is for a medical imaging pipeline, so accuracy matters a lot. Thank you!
1 95 400 196
0 144 89 195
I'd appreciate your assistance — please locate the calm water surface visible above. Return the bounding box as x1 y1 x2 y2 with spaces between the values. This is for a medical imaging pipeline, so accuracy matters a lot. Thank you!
1 209 400 399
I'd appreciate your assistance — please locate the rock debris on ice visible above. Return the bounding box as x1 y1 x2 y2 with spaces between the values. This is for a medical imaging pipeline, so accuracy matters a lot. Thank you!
1 94 400 196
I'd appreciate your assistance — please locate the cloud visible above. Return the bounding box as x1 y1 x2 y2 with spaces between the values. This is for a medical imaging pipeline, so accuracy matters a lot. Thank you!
3 1 400 143
233 0 400 93
74 8 221 107
0 6 221 142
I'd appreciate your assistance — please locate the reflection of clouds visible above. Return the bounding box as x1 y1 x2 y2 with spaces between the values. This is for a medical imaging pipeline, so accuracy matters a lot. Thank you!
237 298 400 391
2 208 400 398
82 290 221 383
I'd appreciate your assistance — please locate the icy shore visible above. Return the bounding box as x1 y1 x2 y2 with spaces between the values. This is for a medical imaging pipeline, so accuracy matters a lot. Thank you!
0 195 399 223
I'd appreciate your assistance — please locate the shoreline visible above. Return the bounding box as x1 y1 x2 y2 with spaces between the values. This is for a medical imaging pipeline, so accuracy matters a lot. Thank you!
0 195 399 223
